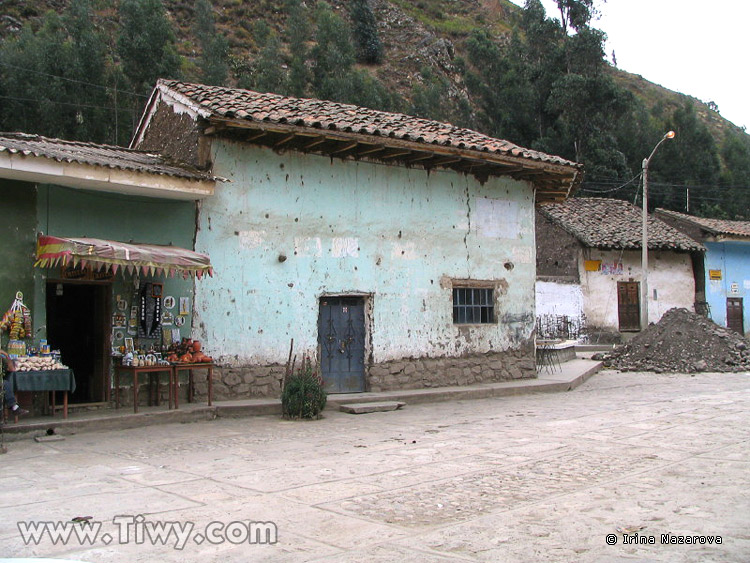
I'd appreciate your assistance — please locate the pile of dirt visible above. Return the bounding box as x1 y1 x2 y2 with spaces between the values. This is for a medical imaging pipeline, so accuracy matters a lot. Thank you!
595 308 750 373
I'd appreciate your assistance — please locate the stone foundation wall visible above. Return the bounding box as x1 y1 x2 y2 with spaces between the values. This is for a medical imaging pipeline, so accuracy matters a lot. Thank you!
155 347 537 401
210 364 287 401
367 348 536 392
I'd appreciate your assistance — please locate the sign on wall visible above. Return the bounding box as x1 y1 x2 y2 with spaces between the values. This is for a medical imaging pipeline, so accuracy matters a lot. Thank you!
709 269 723 280
584 260 601 272
601 262 624 275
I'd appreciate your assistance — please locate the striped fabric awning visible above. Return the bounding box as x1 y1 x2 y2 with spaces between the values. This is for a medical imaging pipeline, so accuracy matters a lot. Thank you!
34 235 213 279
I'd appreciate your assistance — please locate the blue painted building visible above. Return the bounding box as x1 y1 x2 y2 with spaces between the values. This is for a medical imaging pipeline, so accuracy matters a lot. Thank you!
133 80 583 397
656 209 750 337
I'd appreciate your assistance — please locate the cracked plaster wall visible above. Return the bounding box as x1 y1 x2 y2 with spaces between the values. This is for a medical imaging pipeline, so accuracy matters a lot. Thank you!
193 140 536 366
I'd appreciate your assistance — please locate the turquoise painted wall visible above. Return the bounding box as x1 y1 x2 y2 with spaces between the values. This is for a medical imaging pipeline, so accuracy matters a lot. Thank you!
194 140 536 365
0 180 37 326
705 241 750 335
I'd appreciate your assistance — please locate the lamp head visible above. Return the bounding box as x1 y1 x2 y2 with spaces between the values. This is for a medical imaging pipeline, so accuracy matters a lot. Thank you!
665 130 676 139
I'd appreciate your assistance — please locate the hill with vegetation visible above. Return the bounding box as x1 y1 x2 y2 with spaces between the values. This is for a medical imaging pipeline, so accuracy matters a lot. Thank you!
1 0 749 218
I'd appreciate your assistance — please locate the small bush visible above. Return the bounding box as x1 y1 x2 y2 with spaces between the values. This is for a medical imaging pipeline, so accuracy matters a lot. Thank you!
281 357 327 419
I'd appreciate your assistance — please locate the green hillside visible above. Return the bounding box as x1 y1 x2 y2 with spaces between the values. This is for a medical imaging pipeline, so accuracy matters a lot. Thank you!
1 0 749 218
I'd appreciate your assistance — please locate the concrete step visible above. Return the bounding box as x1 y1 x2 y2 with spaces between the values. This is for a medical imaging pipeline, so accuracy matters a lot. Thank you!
340 401 406 414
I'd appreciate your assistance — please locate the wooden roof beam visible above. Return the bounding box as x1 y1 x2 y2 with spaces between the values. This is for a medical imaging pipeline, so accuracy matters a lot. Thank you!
357 145 386 157
303 137 327 150
329 141 359 156
431 157 462 166
406 153 436 163
379 150 413 160
274 133 297 148
245 131 267 142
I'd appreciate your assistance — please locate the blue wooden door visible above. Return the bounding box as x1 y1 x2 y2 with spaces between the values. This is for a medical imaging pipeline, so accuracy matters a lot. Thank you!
319 297 366 393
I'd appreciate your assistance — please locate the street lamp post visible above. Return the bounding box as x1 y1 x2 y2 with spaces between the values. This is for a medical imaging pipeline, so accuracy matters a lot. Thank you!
641 130 675 330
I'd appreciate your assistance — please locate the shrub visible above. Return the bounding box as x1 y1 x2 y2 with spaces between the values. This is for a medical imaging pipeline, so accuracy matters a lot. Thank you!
281 357 327 419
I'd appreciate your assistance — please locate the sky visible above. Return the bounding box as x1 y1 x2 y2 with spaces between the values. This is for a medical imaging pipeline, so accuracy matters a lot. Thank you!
507 0 750 130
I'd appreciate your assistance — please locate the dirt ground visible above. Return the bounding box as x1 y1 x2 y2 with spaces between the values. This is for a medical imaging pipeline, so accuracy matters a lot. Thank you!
1 369 749 562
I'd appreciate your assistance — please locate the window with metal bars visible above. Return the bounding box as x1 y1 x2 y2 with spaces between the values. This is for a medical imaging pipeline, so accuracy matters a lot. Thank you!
452 287 494 324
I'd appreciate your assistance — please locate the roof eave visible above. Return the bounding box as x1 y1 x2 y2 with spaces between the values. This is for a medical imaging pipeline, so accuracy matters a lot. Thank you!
0 151 215 200
205 116 582 202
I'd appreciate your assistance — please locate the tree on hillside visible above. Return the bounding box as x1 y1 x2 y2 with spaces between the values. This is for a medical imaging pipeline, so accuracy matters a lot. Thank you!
350 0 383 64
410 67 450 122
645 102 721 212
0 0 121 143
285 0 311 97
240 21 287 94
717 131 750 218
311 2 356 100
194 0 229 86
465 30 537 146
554 0 598 34
117 0 181 96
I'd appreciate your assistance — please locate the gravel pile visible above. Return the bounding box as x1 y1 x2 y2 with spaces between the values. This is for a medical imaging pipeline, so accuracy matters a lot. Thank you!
595 308 750 373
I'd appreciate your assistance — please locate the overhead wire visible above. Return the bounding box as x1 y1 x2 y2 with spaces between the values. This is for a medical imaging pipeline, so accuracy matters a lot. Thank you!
0 94 137 113
0 61 148 98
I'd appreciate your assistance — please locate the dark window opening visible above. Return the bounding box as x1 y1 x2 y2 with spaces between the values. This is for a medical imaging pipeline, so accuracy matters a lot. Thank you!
453 287 494 324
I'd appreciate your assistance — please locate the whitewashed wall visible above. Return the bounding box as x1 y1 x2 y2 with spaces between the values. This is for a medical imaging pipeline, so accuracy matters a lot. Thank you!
535 280 584 319
581 249 695 330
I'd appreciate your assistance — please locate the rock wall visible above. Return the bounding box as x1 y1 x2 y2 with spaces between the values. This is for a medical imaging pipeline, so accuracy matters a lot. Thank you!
366 348 535 392
191 346 536 400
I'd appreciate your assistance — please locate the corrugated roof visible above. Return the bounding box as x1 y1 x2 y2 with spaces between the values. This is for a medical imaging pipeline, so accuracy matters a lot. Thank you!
157 79 581 170
656 208 750 239
0 132 213 182
539 198 705 251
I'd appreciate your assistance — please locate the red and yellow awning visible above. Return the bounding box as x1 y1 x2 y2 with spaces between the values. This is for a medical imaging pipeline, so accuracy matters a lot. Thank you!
34 235 213 279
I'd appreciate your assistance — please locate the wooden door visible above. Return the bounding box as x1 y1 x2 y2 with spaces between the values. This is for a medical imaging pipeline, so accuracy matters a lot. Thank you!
727 298 744 334
617 281 641 331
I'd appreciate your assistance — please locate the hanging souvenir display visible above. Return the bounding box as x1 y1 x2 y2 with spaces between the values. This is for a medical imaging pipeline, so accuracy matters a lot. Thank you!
0 292 32 340
138 282 162 339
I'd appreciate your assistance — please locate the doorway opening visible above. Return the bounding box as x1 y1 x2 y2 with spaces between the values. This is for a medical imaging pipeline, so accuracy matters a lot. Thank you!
46 281 111 404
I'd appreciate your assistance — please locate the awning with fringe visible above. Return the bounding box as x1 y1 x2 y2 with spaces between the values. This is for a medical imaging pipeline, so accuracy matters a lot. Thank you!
34 235 213 279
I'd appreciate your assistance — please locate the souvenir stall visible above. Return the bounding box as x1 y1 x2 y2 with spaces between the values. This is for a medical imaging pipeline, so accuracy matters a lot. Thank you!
1 291 76 419
33 235 215 414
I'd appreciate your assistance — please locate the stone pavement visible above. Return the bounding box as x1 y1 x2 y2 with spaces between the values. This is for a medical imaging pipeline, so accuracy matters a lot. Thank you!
1 369 749 562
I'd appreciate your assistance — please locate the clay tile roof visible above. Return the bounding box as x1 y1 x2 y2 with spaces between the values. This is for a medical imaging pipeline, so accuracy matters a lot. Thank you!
0 132 213 181
538 198 705 251
158 79 581 170
655 208 750 239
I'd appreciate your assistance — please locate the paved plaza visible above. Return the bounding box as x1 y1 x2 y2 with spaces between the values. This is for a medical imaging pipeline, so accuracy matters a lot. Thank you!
1 369 749 562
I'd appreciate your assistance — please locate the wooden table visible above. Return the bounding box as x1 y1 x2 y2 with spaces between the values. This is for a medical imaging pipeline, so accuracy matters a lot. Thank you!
8 369 76 420
171 363 214 409
114 364 174 413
